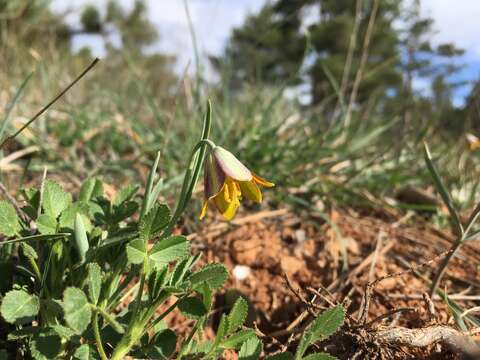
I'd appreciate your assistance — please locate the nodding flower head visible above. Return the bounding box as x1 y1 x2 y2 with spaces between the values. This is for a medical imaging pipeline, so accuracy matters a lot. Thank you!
200 146 274 220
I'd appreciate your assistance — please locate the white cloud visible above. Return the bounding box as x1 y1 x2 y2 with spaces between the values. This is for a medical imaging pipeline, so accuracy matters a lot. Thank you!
51 0 267 75
420 0 480 57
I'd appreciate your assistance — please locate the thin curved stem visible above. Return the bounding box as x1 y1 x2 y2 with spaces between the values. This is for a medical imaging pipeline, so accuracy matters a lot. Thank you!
92 312 108 360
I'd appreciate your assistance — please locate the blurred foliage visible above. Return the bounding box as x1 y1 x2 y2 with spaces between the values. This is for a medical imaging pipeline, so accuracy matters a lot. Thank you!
0 0 480 226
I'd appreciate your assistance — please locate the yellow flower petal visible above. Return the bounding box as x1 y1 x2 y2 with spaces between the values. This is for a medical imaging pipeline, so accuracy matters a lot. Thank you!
239 180 262 203
253 173 274 187
221 195 240 220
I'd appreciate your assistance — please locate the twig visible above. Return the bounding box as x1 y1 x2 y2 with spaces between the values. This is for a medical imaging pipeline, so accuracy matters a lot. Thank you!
364 307 416 327
359 248 454 325
374 326 480 357
422 292 437 322
0 58 100 149
388 293 480 301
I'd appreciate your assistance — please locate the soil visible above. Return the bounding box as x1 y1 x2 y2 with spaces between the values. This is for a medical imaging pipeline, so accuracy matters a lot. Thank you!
172 205 480 359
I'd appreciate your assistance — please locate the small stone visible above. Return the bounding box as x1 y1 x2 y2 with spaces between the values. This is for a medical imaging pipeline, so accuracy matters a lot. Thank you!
233 265 251 281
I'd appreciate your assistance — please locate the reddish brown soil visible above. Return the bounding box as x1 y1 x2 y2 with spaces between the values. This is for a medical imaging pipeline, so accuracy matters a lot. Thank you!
176 206 480 359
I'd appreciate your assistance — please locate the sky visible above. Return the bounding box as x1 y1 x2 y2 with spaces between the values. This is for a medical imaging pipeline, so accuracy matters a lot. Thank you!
51 0 480 105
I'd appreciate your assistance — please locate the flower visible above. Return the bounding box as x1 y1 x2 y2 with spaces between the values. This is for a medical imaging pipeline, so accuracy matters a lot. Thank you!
200 146 274 220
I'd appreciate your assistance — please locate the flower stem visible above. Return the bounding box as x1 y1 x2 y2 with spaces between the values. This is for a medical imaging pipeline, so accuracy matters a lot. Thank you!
92 312 108 360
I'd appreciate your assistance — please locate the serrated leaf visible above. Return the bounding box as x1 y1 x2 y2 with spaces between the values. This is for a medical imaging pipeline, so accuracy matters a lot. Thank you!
139 204 171 241
73 344 98 360
238 337 262 360
228 297 248 334
126 239 147 264
170 253 202 287
0 289 39 324
295 306 344 359
221 329 256 349
36 214 57 235
0 201 21 236
302 354 337 360
147 329 177 359
214 314 229 347
189 263 228 289
265 352 294 360
149 235 189 268
42 180 72 219
63 287 92 334
309 305 345 341
113 184 139 206
148 266 168 300
178 296 207 319
86 263 102 305
30 332 61 360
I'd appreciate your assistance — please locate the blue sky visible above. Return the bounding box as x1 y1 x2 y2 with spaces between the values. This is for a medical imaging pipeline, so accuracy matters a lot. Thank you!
51 0 480 105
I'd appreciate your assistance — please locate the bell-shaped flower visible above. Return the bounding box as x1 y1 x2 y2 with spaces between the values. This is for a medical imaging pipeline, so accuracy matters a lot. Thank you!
200 146 274 220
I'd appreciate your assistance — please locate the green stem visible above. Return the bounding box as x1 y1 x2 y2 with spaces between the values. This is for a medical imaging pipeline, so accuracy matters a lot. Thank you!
92 312 108 360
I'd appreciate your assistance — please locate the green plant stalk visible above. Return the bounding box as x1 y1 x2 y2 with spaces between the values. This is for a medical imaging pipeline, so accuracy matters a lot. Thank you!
112 103 212 359
111 292 172 360
92 312 108 360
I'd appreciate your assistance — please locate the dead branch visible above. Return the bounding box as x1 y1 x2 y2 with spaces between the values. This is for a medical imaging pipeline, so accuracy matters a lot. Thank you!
374 325 480 357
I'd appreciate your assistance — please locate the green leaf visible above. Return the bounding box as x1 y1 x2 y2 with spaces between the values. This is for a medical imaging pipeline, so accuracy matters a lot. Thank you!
21 242 38 259
238 337 262 360
423 143 463 236
178 296 207 319
227 297 248 334
63 287 92 334
74 214 89 264
189 263 229 290
42 180 72 219
265 352 294 360
51 324 76 339
73 344 98 360
36 214 57 235
295 306 344 360
170 253 202 287
59 202 90 230
86 263 102 305
149 235 189 268
221 329 256 349
309 305 345 341
302 354 337 360
113 184 139 206
0 201 20 236
126 239 147 264
148 266 168 300
147 329 177 359
79 178 103 202
30 331 61 360
0 289 39 324
139 204 171 241
214 314 229 346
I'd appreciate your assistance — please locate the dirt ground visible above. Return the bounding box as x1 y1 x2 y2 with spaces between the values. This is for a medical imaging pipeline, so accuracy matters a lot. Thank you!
172 205 480 359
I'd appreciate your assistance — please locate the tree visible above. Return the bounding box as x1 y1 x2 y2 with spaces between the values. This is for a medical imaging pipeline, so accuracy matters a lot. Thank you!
211 3 306 90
